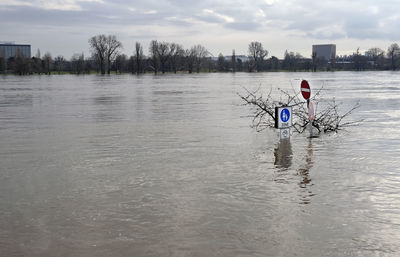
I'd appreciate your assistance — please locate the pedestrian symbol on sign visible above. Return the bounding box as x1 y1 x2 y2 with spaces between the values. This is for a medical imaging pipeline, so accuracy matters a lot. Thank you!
280 108 290 123
275 106 292 130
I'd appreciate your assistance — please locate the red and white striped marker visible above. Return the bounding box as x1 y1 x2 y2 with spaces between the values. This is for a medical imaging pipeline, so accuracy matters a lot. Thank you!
300 80 311 100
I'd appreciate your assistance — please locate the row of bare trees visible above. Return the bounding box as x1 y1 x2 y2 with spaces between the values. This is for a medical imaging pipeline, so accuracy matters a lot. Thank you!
138 41 209 74
0 49 55 75
88 35 210 75
0 48 94 75
2 35 400 75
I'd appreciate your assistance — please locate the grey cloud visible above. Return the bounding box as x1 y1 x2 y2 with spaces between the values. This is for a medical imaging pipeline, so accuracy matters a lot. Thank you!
2 0 400 39
306 31 347 40
195 13 227 24
225 21 261 31
262 0 400 41
0 3 173 27
2 0 400 57
164 17 193 27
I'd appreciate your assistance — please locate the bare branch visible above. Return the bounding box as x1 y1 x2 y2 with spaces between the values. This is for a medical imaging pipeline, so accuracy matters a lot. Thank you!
239 85 361 134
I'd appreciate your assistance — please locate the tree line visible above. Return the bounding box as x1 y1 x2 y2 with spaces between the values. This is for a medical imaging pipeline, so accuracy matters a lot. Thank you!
1 34 400 75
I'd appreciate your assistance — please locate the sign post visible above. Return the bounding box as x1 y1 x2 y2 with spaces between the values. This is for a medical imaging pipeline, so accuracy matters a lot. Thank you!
308 100 314 136
275 106 292 140
308 101 315 122
300 80 313 137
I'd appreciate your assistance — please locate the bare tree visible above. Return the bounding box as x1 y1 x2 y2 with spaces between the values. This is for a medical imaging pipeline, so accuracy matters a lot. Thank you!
84 57 92 74
192 44 208 73
352 48 367 71
248 41 268 72
282 51 303 71
185 47 196 73
0 48 6 74
43 52 52 75
129 55 135 74
54 55 66 74
91 52 101 73
232 49 236 72
149 40 159 74
14 49 29 75
311 50 318 72
157 41 172 74
105 35 122 74
269 56 280 71
115 54 127 73
134 42 144 74
366 47 385 70
71 53 85 74
169 43 184 73
239 85 360 134
387 43 400 71
89 34 107 74
329 51 336 71
33 49 42 74
89 34 122 74
217 53 226 72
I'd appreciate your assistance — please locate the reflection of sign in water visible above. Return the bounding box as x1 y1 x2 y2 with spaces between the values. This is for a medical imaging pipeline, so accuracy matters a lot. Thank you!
274 139 292 168
280 108 290 122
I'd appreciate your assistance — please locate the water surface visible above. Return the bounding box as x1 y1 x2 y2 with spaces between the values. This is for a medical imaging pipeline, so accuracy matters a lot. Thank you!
1 72 399 256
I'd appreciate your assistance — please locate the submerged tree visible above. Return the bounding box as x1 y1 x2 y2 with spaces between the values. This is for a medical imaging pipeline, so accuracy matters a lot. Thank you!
248 41 268 72
115 54 127 73
70 53 85 74
239 83 360 134
43 52 52 75
54 55 66 74
157 41 172 74
33 49 42 74
387 43 400 71
14 49 30 75
366 47 385 70
89 35 107 74
192 44 209 73
282 51 303 71
149 40 160 74
88 34 121 74
134 42 144 74
185 47 196 73
105 35 122 74
217 53 226 72
232 49 236 72
169 43 184 73
352 48 368 71
0 48 7 73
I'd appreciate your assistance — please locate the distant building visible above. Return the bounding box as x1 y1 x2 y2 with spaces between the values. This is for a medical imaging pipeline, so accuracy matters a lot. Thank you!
312 44 336 61
235 55 250 63
211 55 250 63
0 43 31 59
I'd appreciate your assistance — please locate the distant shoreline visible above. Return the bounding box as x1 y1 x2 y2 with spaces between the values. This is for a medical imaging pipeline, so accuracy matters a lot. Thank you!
1 70 399 77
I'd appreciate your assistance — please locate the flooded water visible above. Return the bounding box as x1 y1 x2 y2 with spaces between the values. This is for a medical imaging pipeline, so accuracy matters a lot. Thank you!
0 72 399 256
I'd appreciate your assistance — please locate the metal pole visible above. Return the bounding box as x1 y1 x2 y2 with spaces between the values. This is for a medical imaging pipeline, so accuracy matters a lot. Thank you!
307 99 312 137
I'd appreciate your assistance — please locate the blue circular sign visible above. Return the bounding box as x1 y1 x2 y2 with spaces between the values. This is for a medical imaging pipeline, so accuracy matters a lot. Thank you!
280 108 290 122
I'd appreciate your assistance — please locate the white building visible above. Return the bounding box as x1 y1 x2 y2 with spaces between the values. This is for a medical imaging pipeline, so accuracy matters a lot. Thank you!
0 43 31 59
312 44 336 61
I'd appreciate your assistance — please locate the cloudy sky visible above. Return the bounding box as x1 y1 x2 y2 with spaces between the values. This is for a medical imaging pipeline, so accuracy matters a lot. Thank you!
1 0 399 58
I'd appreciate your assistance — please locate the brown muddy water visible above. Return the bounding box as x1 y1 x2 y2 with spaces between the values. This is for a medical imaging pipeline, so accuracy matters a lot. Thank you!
1 72 399 256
